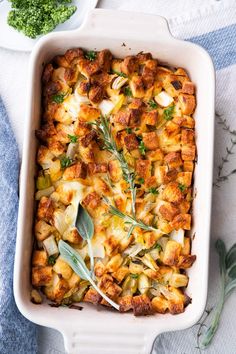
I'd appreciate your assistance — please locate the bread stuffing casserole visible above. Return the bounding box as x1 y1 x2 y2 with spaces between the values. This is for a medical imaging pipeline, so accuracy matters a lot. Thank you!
31 48 197 316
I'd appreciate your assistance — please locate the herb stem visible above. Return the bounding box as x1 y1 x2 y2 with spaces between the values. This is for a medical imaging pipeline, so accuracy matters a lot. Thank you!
87 239 95 280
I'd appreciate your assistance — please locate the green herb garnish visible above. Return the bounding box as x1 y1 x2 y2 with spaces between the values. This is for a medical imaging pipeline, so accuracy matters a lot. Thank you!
163 105 175 121
139 140 147 156
148 187 159 195
60 156 73 169
59 240 120 310
85 51 97 61
112 70 128 78
138 177 144 184
124 86 132 97
197 240 236 349
7 0 76 39
148 99 158 109
52 93 66 104
75 203 95 278
130 274 139 279
48 255 56 265
91 116 136 216
155 243 162 251
178 183 187 192
68 134 78 143
126 127 132 134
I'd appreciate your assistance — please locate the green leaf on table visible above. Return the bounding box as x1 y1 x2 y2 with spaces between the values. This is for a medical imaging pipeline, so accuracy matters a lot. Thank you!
226 244 236 269
227 264 236 279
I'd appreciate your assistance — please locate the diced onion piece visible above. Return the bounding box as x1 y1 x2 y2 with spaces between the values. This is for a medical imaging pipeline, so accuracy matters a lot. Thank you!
154 91 174 107
170 229 185 246
111 94 125 114
43 235 58 256
64 204 77 226
74 87 90 104
66 142 78 159
112 76 128 90
169 273 188 288
98 99 115 116
124 243 143 257
138 273 150 294
63 94 81 119
35 186 55 200
141 253 158 271
53 209 68 235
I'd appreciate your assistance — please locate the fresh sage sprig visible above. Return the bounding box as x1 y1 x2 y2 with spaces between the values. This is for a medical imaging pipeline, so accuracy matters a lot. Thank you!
103 197 161 237
58 240 120 310
75 203 94 278
199 240 236 349
91 116 136 216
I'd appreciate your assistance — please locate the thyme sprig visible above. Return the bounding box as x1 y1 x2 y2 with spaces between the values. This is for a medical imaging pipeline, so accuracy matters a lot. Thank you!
196 240 236 349
103 197 160 237
91 116 136 215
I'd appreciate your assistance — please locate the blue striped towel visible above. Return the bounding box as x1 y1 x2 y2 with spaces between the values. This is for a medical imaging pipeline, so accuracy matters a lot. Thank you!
0 97 37 354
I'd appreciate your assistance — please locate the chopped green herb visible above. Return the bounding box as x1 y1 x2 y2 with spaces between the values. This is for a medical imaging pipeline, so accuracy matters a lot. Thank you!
134 127 140 131
130 274 139 279
148 187 159 195
138 177 144 184
60 156 73 169
163 105 175 121
124 86 132 97
178 183 187 192
112 70 128 78
48 255 56 266
148 99 158 109
126 127 132 134
68 134 78 143
85 51 97 61
7 1 77 39
139 140 147 156
52 93 66 104
155 243 163 251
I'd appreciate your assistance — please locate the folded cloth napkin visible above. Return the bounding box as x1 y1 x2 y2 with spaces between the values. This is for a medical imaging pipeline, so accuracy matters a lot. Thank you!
0 97 37 354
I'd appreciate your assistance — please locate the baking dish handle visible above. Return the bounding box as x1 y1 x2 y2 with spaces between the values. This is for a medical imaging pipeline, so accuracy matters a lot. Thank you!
79 9 172 40
61 327 158 354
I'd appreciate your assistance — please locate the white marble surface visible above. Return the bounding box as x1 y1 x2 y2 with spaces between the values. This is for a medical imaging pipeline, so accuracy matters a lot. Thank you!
1 0 236 353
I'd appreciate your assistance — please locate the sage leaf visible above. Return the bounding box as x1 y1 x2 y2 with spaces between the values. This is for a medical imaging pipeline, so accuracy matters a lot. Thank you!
226 244 236 269
225 278 236 297
58 240 120 311
76 203 95 278
227 264 236 279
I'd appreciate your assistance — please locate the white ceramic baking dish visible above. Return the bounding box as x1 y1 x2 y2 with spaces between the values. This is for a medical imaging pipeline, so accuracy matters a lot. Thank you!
14 9 215 354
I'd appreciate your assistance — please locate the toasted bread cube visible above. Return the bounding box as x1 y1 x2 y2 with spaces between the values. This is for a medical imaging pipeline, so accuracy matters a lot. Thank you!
54 278 69 303
181 237 191 256
83 192 101 209
35 220 54 241
146 149 164 162
177 254 196 268
99 274 122 299
181 129 195 145
166 287 185 314
94 260 106 278
63 162 87 180
63 228 82 244
32 266 53 286
132 294 153 316
169 273 189 287
164 152 183 169
103 236 119 256
176 172 192 187
106 254 123 273
178 200 191 214
183 161 194 172
154 165 168 186
158 218 174 234
67 272 80 289
88 162 108 174
74 119 91 137
162 240 181 266
159 202 179 222
152 296 169 314
136 159 151 179
163 182 183 204
124 133 139 151
84 288 102 304
143 231 157 248
112 267 130 283
53 256 73 280
31 289 43 304
142 132 159 150
119 295 133 312
181 144 196 161
108 160 122 182
130 75 145 98
142 110 158 126
179 94 196 115
78 104 100 121
171 214 191 230
37 196 54 222
121 56 138 75
165 121 180 136
182 81 195 95
32 250 48 267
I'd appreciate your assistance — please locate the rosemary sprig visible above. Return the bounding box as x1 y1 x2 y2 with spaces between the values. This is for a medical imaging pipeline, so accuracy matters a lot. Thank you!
103 197 159 236
91 116 136 215
197 239 236 349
